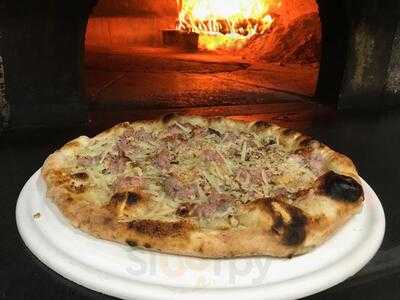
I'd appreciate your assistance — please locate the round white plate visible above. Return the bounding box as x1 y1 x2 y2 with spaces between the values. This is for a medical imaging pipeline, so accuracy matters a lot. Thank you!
16 170 385 300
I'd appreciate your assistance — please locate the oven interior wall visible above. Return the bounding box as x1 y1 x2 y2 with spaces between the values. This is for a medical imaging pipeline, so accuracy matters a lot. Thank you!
86 0 177 47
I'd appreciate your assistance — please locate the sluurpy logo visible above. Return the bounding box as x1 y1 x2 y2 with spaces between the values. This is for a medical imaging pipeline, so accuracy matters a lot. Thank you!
125 248 273 288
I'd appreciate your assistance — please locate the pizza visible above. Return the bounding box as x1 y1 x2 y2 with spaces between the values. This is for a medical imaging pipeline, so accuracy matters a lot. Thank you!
42 115 364 258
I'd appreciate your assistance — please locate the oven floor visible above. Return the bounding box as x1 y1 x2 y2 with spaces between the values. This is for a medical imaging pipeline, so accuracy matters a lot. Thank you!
85 45 329 130
86 45 318 105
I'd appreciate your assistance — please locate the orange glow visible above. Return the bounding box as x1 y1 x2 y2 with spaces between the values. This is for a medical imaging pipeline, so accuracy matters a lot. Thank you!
176 0 280 50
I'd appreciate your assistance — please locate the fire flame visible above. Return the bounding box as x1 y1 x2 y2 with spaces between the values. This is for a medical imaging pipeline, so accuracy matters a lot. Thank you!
176 0 279 50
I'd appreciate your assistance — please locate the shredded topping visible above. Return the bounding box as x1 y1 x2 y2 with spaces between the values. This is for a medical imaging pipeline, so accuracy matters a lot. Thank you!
67 120 320 227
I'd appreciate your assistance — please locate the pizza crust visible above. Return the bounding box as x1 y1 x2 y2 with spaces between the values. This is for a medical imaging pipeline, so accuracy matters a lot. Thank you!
42 116 364 258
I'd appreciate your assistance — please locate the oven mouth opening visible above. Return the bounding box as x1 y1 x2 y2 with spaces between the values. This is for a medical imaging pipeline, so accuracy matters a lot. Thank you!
84 0 329 129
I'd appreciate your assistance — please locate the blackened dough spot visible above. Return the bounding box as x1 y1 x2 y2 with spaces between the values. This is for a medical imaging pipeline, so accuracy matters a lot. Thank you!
320 171 363 202
127 192 140 204
299 137 315 147
126 240 138 247
252 120 272 129
265 199 308 246
284 224 306 246
282 204 307 246
162 113 177 123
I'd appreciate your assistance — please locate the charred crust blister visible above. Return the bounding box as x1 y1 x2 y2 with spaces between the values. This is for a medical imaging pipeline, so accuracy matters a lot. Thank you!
127 192 140 204
319 171 363 203
252 121 272 130
162 113 178 124
271 215 284 232
299 137 315 147
266 199 308 246
128 220 188 238
126 239 138 247
283 219 307 246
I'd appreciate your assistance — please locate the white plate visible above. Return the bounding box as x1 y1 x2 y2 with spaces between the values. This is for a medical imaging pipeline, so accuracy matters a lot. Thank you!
16 170 385 300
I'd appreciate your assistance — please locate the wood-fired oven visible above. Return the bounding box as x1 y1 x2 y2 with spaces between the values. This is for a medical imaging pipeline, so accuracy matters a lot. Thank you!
0 0 399 131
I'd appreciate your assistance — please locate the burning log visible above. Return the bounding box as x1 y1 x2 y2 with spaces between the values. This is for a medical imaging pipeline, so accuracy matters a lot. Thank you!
162 30 199 52
175 0 277 50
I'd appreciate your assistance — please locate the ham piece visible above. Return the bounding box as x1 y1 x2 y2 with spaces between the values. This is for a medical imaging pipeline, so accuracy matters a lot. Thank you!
191 192 233 218
164 177 196 200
